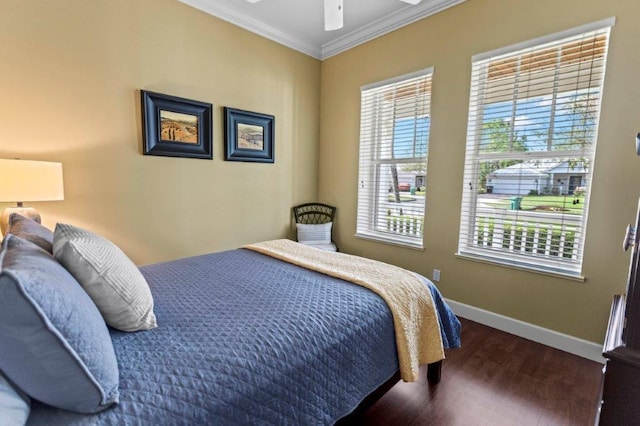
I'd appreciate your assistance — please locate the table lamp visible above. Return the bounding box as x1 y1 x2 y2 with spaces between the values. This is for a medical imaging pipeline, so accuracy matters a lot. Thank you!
0 159 64 235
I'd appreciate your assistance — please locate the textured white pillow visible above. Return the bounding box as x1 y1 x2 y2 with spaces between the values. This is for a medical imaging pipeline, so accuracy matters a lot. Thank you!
53 223 157 332
296 222 332 244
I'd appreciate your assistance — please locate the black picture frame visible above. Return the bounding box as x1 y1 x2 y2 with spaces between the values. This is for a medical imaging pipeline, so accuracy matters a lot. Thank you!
224 107 275 163
141 90 213 159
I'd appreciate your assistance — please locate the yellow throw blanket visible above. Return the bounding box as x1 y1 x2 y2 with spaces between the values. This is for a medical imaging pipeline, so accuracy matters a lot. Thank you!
244 239 444 382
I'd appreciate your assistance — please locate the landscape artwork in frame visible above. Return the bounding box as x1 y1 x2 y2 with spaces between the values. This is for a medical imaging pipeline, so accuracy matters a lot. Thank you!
224 107 274 163
141 90 213 159
160 110 198 144
237 123 264 151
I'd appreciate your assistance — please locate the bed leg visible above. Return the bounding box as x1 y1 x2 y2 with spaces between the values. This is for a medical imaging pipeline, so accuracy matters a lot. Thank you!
427 361 442 384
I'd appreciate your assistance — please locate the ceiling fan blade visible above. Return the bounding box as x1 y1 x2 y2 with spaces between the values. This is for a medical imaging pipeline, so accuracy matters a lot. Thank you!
399 0 422 4
324 0 343 31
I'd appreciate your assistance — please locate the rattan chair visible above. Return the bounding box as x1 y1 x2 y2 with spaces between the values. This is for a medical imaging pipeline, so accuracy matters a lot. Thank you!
292 203 338 251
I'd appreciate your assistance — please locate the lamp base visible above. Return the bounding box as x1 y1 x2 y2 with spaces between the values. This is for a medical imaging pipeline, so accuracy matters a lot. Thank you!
1 206 42 236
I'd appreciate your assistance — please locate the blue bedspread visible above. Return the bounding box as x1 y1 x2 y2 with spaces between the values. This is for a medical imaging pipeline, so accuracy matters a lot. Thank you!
28 248 460 425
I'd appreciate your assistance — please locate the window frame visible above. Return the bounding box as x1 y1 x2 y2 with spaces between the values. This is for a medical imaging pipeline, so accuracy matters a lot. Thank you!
457 18 615 277
356 68 433 249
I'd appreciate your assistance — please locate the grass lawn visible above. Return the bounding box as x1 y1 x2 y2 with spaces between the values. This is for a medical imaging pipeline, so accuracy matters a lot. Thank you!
491 195 585 214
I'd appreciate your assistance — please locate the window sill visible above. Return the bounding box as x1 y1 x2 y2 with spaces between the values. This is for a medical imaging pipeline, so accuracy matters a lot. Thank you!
455 252 586 282
355 232 424 251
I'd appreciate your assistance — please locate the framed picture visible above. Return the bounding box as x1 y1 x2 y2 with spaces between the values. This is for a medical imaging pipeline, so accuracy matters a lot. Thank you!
224 107 275 163
141 90 213 159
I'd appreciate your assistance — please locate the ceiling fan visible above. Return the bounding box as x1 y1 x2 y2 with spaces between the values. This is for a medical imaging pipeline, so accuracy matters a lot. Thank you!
245 0 423 31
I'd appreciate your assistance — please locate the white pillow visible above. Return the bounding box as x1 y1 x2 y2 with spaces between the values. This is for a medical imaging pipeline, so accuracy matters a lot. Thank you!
53 223 157 332
296 222 332 244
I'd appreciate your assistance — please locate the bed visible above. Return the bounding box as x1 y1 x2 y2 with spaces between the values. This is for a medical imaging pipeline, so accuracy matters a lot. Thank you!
0 217 460 425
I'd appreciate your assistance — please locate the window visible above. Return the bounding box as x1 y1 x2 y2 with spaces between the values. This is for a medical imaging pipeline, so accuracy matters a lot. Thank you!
356 69 432 249
458 19 614 276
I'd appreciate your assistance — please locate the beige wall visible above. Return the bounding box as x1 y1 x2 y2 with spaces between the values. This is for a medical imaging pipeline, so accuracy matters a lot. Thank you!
0 0 321 265
319 0 640 343
2 0 638 344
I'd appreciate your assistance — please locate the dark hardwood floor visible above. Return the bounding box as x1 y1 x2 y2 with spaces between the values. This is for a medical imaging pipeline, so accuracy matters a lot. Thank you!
352 318 603 425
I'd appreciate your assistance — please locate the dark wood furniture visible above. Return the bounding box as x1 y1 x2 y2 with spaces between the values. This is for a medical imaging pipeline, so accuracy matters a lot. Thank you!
597 203 640 425
293 202 336 225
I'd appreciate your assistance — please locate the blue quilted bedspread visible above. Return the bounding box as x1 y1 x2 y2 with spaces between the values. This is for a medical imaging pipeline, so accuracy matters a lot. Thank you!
28 248 460 425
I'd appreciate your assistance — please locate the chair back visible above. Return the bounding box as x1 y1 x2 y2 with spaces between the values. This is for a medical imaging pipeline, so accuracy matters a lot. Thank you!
293 203 336 225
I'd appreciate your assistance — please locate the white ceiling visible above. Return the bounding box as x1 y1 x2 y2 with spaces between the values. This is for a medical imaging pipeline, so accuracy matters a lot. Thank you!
178 0 466 59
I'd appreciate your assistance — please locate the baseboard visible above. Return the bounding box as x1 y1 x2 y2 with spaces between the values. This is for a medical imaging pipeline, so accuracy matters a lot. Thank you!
444 298 605 364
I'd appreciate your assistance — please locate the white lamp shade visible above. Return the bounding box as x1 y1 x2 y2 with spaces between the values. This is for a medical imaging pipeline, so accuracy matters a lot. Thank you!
0 159 64 202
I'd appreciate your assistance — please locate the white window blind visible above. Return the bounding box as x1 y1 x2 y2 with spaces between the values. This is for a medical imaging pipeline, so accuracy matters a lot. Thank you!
356 69 432 248
458 19 613 276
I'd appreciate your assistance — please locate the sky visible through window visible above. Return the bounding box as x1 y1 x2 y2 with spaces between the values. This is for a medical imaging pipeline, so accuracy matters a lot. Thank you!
481 88 598 153
393 116 430 158
391 88 597 160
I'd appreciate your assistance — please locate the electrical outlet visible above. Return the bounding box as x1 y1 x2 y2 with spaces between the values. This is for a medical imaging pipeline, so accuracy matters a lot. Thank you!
432 269 441 282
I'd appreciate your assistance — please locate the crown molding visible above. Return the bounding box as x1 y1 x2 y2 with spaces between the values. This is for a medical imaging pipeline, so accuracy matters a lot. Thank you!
178 0 466 61
178 0 323 58
321 0 466 59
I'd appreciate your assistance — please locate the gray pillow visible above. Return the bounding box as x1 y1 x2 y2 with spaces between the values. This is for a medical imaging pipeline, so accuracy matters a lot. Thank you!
53 223 157 332
0 235 119 413
5 213 54 253
0 371 30 426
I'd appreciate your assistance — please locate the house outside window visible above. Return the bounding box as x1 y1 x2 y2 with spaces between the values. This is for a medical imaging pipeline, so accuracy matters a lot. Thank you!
458 19 614 276
356 69 432 249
